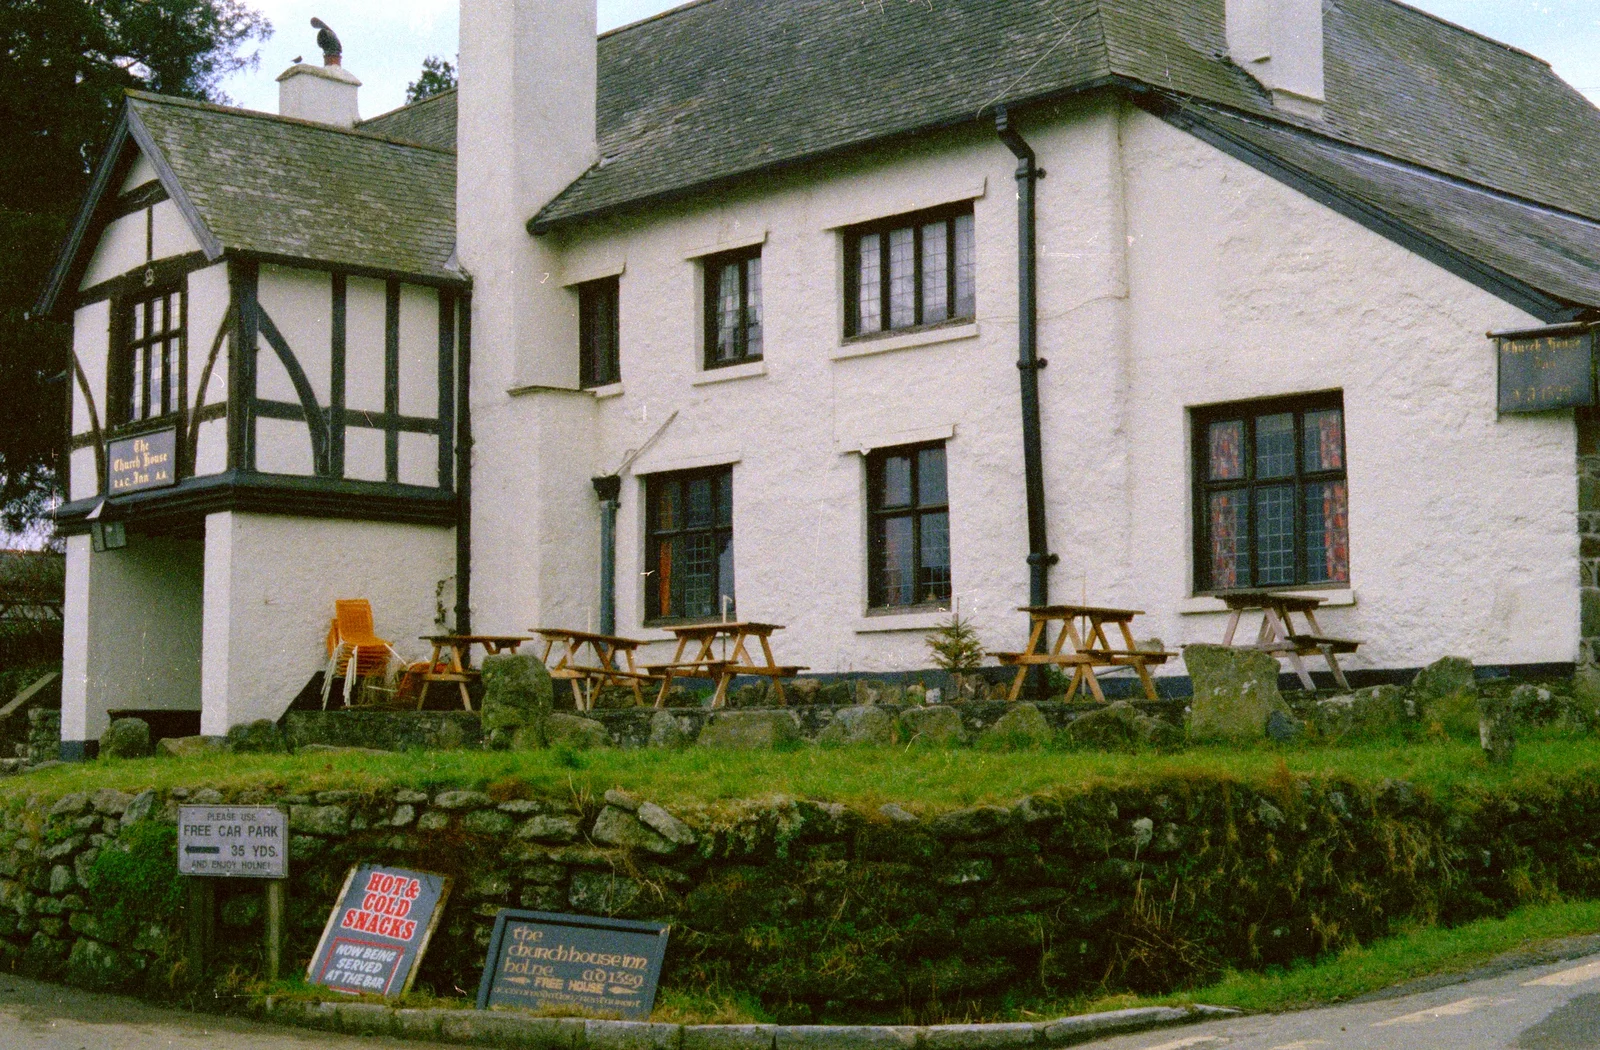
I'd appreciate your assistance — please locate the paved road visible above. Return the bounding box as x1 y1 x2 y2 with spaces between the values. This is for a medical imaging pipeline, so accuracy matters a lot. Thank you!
1 953 1598 1050
1079 951 1600 1050
0 975 459 1049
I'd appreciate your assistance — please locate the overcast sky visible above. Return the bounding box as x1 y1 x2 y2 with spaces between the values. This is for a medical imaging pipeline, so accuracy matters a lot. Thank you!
220 0 1600 122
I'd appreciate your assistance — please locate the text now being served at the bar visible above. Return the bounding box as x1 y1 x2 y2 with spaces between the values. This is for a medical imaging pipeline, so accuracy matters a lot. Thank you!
308 865 452 998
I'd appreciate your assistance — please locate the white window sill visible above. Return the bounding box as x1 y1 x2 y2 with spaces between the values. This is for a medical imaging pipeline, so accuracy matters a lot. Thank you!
589 382 625 400
692 361 768 386
1177 588 1356 615
832 322 980 362
854 609 952 634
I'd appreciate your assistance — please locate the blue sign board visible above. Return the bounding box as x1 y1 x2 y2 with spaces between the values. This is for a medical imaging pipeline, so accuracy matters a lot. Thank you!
1497 329 1595 413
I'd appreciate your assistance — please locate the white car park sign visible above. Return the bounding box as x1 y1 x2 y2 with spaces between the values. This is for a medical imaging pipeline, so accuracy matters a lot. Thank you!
178 805 288 878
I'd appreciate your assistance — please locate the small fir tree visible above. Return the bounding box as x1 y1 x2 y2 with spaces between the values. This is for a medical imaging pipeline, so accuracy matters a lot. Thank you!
926 614 985 673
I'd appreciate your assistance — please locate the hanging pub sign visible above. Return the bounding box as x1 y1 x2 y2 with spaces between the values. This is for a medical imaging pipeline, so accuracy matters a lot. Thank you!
107 428 178 494
1495 324 1596 414
307 865 452 998
475 910 670 1020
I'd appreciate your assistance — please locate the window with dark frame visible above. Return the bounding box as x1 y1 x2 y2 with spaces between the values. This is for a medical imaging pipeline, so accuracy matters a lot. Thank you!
1192 393 1349 593
112 287 184 426
578 276 620 388
704 248 763 369
868 443 951 609
845 204 975 339
645 466 734 622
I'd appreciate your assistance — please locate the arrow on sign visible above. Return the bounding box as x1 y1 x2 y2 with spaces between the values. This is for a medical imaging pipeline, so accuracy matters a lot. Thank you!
502 976 530 985
184 846 221 855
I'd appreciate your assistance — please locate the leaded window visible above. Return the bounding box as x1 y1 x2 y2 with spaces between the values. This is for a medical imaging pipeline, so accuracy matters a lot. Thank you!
844 205 975 338
578 277 620 388
646 466 734 622
868 443 951 608
704 249 762 368
114 287 183 425
1193 394 1349 592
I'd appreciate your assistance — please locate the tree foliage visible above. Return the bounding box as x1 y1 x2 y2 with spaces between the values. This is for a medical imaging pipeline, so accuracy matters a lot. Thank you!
406 55 456 104
0 0 271 536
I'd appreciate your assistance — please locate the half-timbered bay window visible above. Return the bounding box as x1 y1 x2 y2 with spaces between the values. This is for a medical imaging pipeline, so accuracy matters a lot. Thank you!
646 466 734 622
845 205 975 338
1193 393 1349 592
704 248 762 368
868 443 951 608
578 276 620 388
113 286 184 424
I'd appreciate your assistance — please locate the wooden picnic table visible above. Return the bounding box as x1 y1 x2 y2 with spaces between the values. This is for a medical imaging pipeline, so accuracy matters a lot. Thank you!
1216 591 1360 691
417 634 532 710
994 605 1175 703
645 621 807 708
533 627 654 710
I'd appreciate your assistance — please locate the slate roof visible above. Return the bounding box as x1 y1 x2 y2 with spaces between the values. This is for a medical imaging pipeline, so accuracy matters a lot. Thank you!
532 0 1600 233
359 89 459 152
127 92 460 282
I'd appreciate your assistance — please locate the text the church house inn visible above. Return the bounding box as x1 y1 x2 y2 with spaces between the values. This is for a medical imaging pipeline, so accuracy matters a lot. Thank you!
33 0 1600 754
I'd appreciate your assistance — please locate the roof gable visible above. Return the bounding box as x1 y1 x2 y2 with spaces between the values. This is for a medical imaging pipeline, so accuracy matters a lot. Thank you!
36 92 463 315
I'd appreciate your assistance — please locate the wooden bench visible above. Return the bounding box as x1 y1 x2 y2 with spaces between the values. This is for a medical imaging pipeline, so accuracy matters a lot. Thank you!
1217 593 1361 690
1003 606 1173 702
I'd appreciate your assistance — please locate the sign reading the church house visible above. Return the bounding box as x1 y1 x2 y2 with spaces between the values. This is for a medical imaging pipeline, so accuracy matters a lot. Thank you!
476 910 669 1020
308 865 452 998
107 428 177 494
1496 325 1596 414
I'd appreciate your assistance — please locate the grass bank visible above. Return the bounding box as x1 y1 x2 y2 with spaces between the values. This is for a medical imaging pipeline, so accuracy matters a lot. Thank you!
8 730 1600 813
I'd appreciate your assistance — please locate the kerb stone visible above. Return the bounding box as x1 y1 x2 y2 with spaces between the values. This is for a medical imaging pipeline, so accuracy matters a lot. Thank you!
774 1026 920 1050
682 1026 777 1050
924 1023 1039 1050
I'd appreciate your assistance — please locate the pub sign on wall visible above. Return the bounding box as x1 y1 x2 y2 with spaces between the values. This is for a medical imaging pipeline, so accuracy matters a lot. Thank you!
1495 324 1597 414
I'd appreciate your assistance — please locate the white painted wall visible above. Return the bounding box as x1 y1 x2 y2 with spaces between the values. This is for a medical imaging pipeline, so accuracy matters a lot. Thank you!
466 93 1580 677
199 511 455 733
80 212 146 290
69 300 110 502
58 534 204 743
258 264 332 405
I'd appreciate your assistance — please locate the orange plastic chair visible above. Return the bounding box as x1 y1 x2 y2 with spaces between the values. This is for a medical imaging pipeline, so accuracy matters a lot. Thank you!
321 599 406 708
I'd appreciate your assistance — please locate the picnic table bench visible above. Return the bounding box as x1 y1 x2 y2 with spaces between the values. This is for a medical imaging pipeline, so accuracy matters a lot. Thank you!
417 635 532 710
533 627 654 710
994 604 1175 703
647 621 806 708
1216 591 1360 690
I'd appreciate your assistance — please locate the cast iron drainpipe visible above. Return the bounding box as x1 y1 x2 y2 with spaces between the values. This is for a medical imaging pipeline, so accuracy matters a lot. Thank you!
592 475 622 636
995 106 1058 617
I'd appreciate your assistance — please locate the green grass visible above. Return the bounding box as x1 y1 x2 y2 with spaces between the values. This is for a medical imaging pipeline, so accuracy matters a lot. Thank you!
7 728 1600 814
1035 898 1600 1020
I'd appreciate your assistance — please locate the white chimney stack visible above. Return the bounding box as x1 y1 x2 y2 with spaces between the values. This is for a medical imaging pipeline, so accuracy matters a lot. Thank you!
458 0 600 389
277 61 362 127
1226 0 1326 118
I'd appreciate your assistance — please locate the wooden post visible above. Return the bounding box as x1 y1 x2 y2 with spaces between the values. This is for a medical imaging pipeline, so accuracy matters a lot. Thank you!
264 879 287 981
186 877 215 976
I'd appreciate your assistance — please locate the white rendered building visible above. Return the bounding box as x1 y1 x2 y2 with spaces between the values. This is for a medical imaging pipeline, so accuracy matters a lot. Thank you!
37 0 1600 756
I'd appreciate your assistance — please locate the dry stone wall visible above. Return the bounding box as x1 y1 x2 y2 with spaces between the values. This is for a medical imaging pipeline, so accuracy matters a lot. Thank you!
4 769 1600 1022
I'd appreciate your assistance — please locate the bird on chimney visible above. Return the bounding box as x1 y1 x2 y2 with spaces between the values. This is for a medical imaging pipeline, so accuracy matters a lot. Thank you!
310 18 342 63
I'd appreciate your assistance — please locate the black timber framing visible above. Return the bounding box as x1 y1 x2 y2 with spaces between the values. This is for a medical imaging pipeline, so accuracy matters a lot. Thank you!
438 289 456 491
455 291 472 634
255 308 332 475
108 179 169 221
330 274 347 478
53 472 457 533
76 251 212 309
230 260 260 471
385 279 401 483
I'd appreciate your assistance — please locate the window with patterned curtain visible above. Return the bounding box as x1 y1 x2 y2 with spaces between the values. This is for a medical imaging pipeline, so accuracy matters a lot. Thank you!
1192 393 1348 592
645 466 734 622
